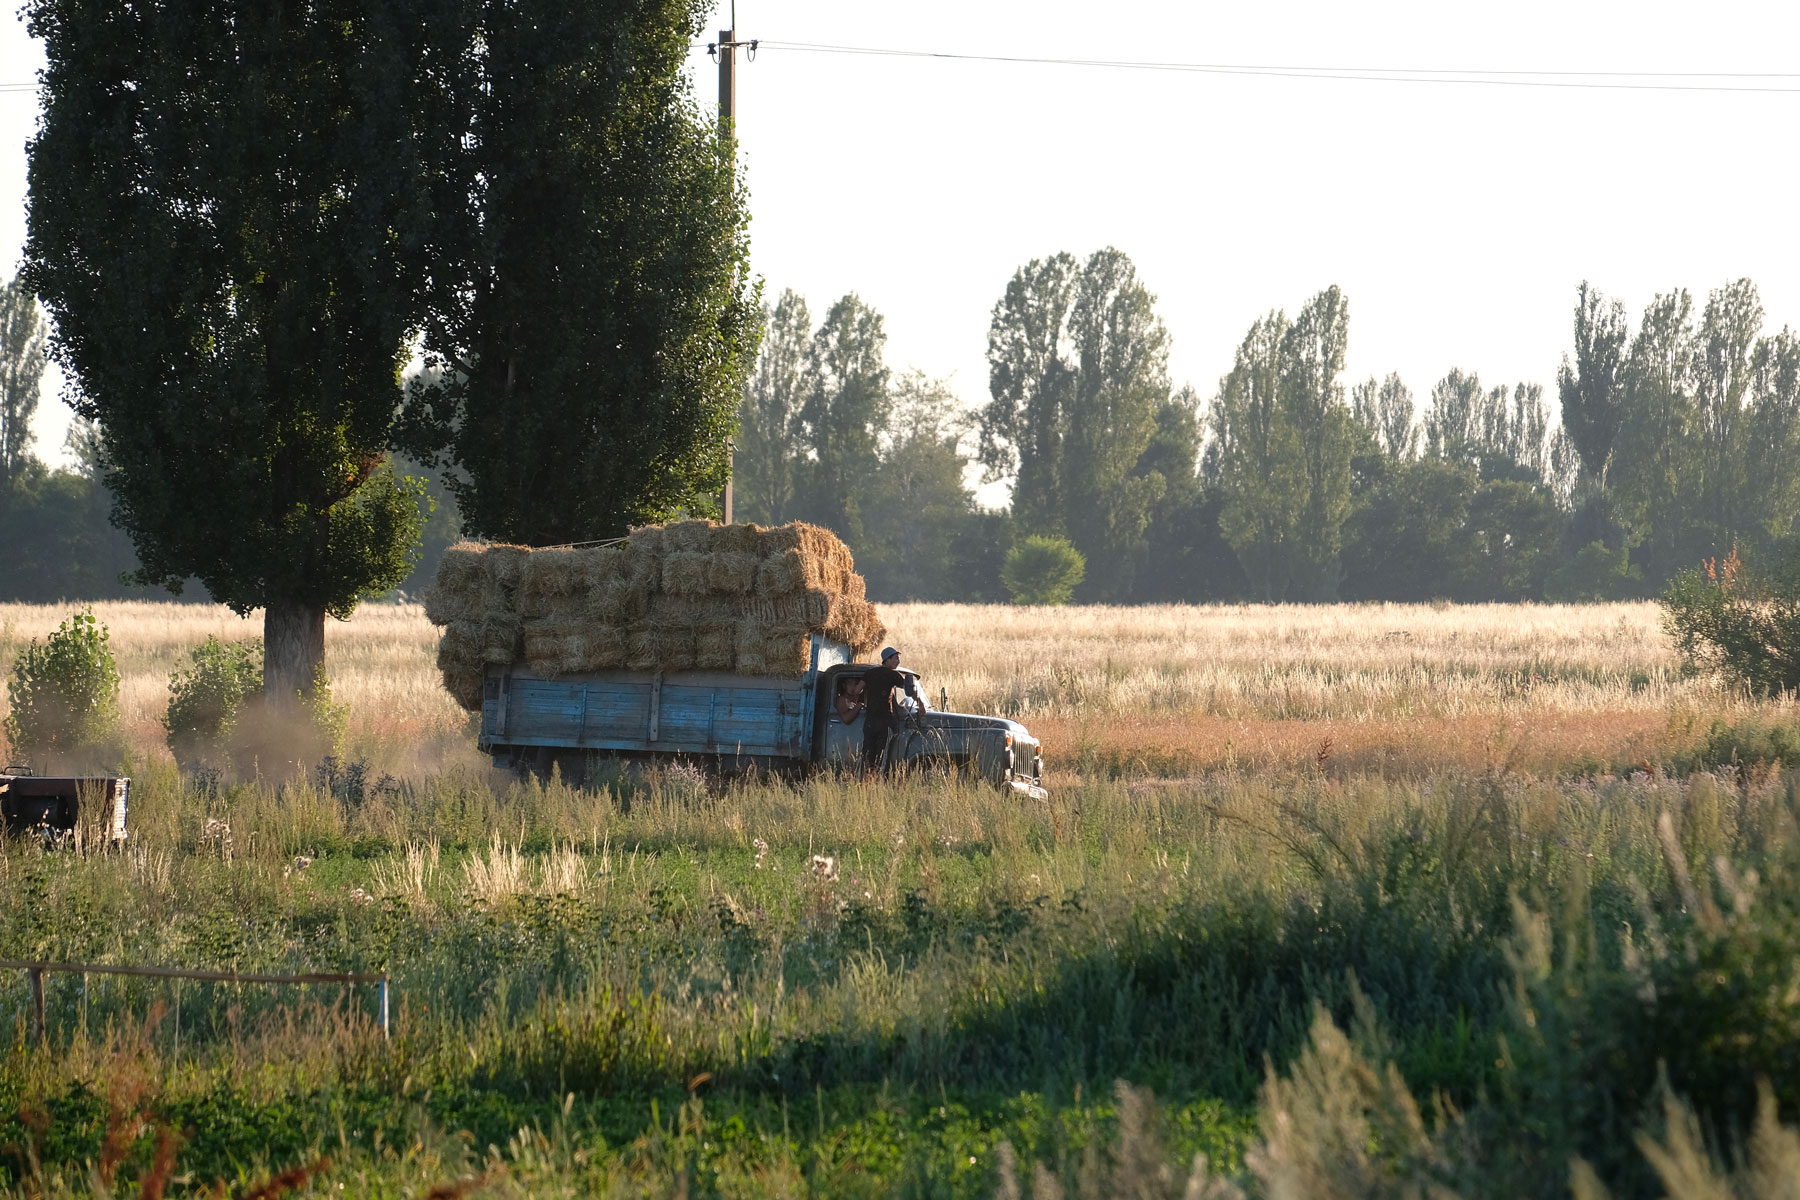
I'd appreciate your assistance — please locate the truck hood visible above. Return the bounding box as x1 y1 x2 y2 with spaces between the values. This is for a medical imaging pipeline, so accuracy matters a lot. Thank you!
925 711 1037 744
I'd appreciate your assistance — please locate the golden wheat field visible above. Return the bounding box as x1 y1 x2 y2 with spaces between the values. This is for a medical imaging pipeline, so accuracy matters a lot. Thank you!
0 598 1779 777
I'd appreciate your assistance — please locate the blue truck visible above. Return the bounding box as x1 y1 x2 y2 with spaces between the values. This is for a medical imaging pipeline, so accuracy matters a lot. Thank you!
479 634 1047 797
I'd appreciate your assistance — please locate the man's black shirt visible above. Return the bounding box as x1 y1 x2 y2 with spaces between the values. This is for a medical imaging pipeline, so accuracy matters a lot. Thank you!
862 666 916 723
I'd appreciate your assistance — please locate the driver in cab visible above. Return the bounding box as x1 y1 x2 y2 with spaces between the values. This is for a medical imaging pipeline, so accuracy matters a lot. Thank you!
861 646 924 776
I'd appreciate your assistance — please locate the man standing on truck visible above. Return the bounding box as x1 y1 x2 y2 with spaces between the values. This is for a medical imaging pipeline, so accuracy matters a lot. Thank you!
861 647 923 776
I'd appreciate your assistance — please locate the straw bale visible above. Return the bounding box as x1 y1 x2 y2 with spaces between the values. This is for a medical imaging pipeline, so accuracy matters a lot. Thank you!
483 544 530 591
756 521 847 562
577 544 629 585
479 613 523 664
693 625 736 670
662 551 713 596
443 667 485 712
718 523 765 554
756 550 807 595
628 625 696 672
625 525 668 558
560 626 626 674
522 548 586 602
842 572 867 602
523 618 572 675
823 597 885 653
759 632 814 677
662 520 717 552
433 542 491 592
588 577 649 624
703 551 759 595
436 620 484 672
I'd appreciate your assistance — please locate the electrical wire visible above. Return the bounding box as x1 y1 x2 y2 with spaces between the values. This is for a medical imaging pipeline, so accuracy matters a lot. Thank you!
754 40 1800 94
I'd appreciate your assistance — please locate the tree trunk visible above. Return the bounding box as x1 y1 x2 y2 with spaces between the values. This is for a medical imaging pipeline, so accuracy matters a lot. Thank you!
264 600 326 709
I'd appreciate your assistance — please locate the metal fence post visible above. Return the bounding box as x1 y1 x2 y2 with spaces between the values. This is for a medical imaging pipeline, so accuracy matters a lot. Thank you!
27 966 43 1047
380 977 389 1039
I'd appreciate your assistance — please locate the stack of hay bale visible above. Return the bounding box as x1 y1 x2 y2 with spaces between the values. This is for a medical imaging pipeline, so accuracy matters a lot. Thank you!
425 521 886 711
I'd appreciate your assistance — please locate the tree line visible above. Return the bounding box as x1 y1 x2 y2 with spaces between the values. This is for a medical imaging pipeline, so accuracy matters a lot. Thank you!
734 254 1800 604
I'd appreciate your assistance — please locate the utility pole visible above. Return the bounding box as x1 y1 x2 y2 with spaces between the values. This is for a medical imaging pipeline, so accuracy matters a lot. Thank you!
712 7 754 525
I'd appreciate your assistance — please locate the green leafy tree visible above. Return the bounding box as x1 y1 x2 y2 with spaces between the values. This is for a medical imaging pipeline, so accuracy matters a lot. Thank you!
859 372 976 601
1745 329 1800 550
736 290 812 526
25 0 434 704
1693 279 1764 542
1281 286 1354 599
1454 479 1562 600
165 636 263 771
402 0 758 546
1212 311 1305 599
1212 287 1355 600
1545 541 1642 603
979 249 1171 597
1351 373 1417 459
0 271 45 498
794 294 890 541
1062 249 1172 599
1612 289 1702 584
1341 456 1474 602
979 252 1079 536
1556 281 1630 492
1423 368 1485 465
1001 536 1086 606
3 609 119 759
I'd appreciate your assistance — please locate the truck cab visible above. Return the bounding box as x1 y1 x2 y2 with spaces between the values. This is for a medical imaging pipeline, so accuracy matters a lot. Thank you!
814 663 1046 799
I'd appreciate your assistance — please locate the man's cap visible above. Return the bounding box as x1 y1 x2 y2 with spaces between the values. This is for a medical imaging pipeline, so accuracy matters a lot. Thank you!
880 646 899 662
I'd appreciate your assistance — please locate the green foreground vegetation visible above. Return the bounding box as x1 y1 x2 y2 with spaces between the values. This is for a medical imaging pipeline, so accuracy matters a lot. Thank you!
3 749 1800 1198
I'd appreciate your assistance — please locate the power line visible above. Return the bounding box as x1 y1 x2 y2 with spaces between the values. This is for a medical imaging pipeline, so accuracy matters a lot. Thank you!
756 41 1800 94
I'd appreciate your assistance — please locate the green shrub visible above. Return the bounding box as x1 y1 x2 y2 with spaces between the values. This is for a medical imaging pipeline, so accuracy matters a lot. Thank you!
1661 545 1800 695
164 636 263 769
1545 540 1642 602
2 608 120 760
1678 716 1800 774
1001 535 1086 605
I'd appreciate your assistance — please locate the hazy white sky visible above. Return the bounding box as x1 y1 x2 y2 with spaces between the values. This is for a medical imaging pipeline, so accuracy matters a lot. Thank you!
2 0 1798 467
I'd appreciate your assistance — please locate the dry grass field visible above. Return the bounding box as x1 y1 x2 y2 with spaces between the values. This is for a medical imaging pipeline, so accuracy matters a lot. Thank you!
4 598 1800 1198
0 597 1775 777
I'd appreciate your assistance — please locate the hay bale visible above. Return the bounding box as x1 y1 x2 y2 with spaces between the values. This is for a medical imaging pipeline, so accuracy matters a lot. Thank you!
662 551 713 596
758 523 854 573
823 596 885 654
522 618 571 675
627 625 696 672
561 624 627 674
443 667 485 711
759 632 813 677
479 613 523 664
625 525 668 559
662 520 717 552
693 624 736 670
522 548 586 604
842 572 867 602
718 523 764 554
436 620 484 672
705 551 759 595
588 577 648 624
756 550 807 595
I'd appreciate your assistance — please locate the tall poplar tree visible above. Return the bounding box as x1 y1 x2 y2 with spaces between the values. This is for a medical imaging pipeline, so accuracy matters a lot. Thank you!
1556 282 1630 492
736 290 811 526
794 294 890 540
402 0 758 545
0 272 45 498
25 0 436 702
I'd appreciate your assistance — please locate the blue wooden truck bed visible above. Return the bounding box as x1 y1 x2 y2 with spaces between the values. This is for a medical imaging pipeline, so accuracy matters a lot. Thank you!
479 634 851 767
